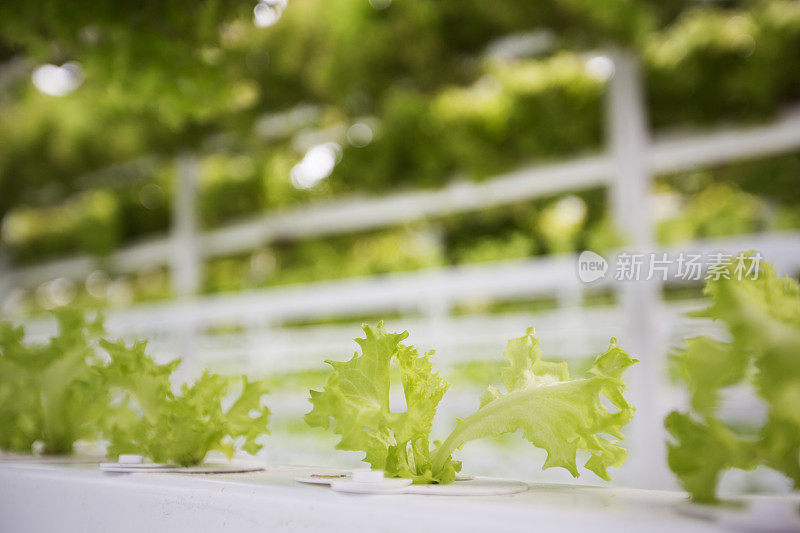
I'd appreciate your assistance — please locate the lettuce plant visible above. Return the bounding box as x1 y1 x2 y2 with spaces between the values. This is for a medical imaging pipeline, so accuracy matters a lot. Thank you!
0 312 109 454
0 311 270 465
101 339 271 466
666 254 800 502
306 323 637 483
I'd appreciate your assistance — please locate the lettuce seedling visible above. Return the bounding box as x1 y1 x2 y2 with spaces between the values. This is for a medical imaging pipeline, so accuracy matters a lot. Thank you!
666 254 800 502
0 310 271 465
101 339 271 466
0 312 109 454
306 323 637 483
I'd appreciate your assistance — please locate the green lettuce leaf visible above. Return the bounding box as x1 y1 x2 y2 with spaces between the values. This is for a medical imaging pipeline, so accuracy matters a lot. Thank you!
307 323 636 483
665 412 757 503
666 253 800 501
672 336 748 416
431 329 637 481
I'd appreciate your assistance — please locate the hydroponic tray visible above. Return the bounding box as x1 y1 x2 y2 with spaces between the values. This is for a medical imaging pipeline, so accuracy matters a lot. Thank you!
1 462 798 533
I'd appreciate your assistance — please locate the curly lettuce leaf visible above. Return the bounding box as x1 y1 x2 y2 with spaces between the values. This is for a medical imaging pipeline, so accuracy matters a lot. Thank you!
431 329 637 481
306 322 453 483
667 253 800 501
101 338 270 466
100 338 178 421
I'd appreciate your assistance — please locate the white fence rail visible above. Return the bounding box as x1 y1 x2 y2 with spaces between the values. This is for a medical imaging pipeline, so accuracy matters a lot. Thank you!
20 230 800 363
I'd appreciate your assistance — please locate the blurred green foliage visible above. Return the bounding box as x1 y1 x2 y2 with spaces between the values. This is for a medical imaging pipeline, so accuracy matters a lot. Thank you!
2 0 800 315
2 189 121 262
203 225 444 293
657 183 767 244
667 256 800 502
647 2 800 126
0 312 108 454
2 1 800 219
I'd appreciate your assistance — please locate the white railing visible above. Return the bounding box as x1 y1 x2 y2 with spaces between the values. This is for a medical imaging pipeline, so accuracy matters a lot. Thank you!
18 231 800 328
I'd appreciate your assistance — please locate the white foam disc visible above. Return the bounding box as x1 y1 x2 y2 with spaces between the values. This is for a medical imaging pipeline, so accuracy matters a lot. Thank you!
330 478 412 494
405 477 528 496
295 472 350 485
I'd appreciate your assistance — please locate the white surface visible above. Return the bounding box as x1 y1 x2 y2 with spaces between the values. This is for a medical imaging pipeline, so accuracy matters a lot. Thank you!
1 462 799 532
